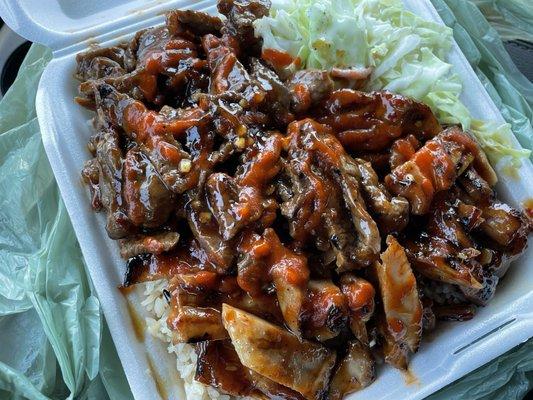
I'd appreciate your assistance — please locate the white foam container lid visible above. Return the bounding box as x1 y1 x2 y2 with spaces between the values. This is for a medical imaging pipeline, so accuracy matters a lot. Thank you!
1 0 531 399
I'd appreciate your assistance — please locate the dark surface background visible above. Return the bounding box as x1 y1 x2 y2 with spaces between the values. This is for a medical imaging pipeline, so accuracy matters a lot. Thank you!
505 40 533 82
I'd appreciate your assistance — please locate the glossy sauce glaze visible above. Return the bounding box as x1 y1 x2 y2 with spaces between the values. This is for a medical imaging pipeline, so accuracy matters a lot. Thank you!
75 2 532 399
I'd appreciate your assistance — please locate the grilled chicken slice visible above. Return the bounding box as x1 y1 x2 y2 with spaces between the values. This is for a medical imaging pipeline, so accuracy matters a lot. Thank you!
405 197 485 292
248 370 305 400
328 341 375 400
389 134 421 171
237 229 309 336
374 236 423 368
122 239 218 286
415 191 500 304
338 168 381 270
221 304 336 400
166 271 229 343
442 127 497 187
377 314 407 370
302 280 349 342
195 340 305 399
458 167 531 253
457 167 493 204
195 340 255 397
168 305 228 343
479 202 530 249
406 234 484 290
339 274 375 344
118 231 179 259
385 127 479 215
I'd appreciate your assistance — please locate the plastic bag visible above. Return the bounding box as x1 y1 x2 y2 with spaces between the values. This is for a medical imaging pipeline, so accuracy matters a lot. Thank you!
0 45 133 400
431 0 533 155
471 0 533 42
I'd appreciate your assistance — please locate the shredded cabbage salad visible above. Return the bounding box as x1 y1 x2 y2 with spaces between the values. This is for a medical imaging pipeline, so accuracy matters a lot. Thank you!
253 0 530 166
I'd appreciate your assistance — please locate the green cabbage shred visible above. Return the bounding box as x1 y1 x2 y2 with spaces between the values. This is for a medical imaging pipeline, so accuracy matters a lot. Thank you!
253 0 530 165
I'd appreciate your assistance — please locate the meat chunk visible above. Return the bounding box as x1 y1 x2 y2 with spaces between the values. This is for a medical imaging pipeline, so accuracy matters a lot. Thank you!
81 158 102 210
443 128 497 187
202 34 252 95
75 44 136 81
134 26 208 104
166 270 230 343
194 340 303 400
118 231 180 259
281 119 381 271
404 197 484 291
287 70 334 114
237 229 309 336
405 234 484 290
166 9 223 36
86 99 135 239
373 236 423 369
457 167 493 204
479 202 529 250
249 58 293 125
122 238 219 286
218 0 271 50
344 157 409 233
389 134 421 170
195 340 305 399
77 27 207 106
339 274 375 344
206 132 282 240
222 304 336 400
301 280 349 342
123 149 174 228
168 304 228 343
87 83 212 194
195 340 255 396
328 341 375 400
206 173 241 239
318 89 441 152
458 167 530 255
186 196 235 273
385 127 481 215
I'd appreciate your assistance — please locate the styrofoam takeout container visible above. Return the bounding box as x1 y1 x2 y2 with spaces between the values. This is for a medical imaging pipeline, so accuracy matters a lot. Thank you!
1 0 531 398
